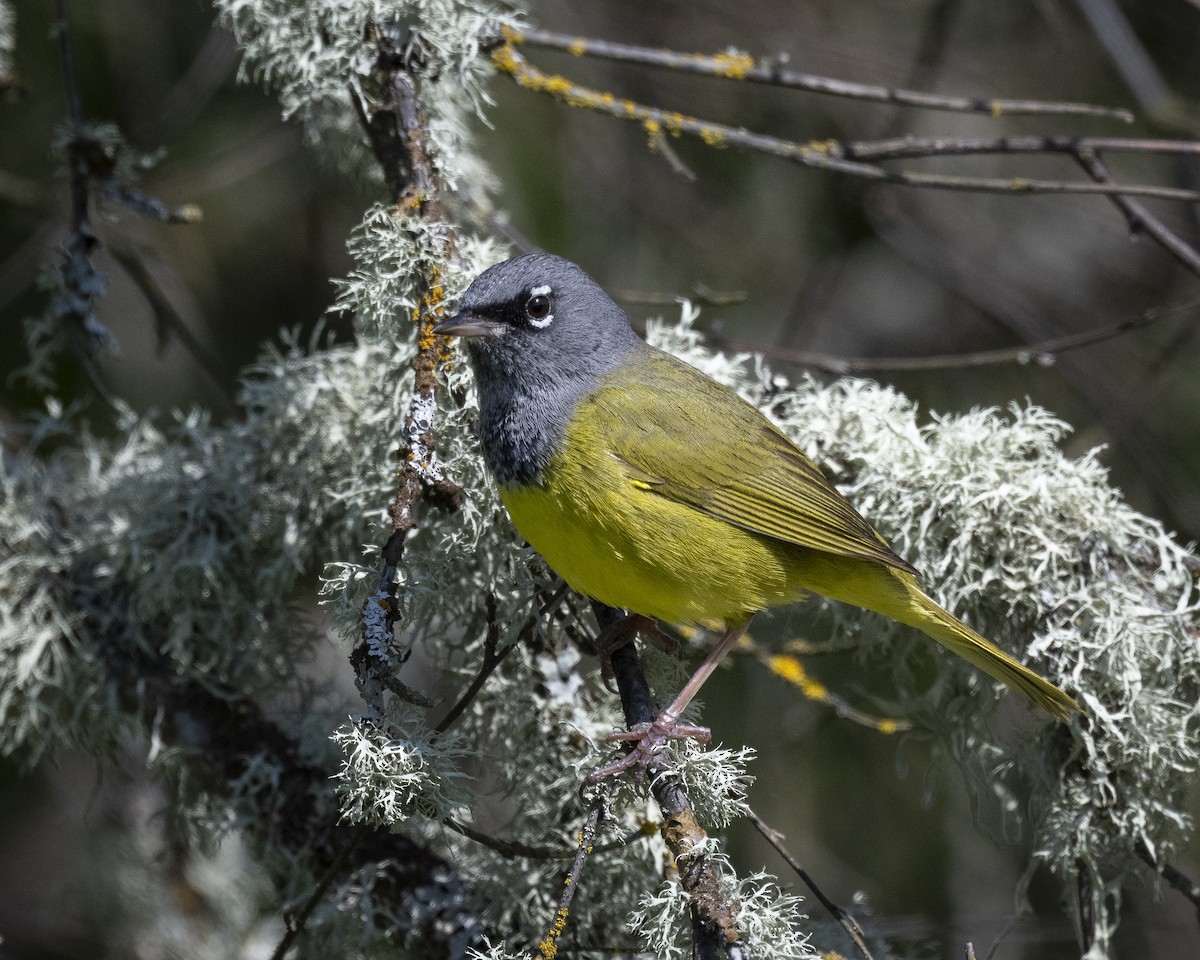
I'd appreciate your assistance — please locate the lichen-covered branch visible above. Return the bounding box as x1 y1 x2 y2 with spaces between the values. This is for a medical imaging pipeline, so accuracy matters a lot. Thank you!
518 27 1132 122
492 26 1200 202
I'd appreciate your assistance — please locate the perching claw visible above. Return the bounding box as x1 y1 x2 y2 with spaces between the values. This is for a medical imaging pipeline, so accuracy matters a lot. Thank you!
585 616 753 783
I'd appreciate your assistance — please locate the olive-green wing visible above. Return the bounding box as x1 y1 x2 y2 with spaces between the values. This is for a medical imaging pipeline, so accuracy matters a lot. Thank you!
587 349 917 575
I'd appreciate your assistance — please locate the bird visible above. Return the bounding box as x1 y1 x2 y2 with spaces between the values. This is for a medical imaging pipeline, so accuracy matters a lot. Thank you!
434 253 1080 770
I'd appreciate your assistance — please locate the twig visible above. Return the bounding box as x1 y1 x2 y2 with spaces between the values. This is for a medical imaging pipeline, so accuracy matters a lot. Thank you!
436 592 519 733
707 296 1199 375
1074 0 1174 118
614 285 748 308
270 838 350 960
1072 149 1200 277
491 32 1199 203
442 811 645 861
1077 860 1095 954
736 636 911 734
517 27 1133 122
107 244 236 410
599 606 744 957
648 127 698 181
746 809 876 960
535 800 605 959
843 134 1200 163
1136 840 1200 918
54 0 112 396
350 30 464 714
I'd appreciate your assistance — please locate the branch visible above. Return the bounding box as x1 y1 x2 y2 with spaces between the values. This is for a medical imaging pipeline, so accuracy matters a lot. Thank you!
518 27 1133 122
1136 840 1200 920
54 0 112 399
747 810 876 960
435 592 517 733
491 29 1200 203
535 801 605 959
1074 0 1176 120
842 134 1200 163
107 242 237 411
350 28 465 713
1071 149 1200 277
598 606 745 958
735 632 911 733
706 297 1199 375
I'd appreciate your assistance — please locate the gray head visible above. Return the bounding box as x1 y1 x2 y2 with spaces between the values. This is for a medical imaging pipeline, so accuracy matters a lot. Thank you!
434 254 644 486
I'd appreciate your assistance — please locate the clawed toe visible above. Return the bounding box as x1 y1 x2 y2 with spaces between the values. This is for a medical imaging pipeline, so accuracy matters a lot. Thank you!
584 714 712 784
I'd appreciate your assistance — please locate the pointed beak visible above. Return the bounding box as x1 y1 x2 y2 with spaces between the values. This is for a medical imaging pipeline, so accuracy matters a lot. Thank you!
433 312 505 338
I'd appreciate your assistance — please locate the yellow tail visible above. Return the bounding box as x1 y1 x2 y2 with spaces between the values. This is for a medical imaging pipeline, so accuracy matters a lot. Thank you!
898 581 1081 723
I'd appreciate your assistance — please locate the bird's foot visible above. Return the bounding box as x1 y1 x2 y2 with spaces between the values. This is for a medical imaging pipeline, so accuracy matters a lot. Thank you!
593 613 667 689
584 711 711 784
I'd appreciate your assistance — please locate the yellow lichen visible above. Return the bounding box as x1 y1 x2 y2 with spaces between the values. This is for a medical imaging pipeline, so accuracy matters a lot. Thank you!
713 51 754 79
807 139 840 155
767 654 829 701
568 37 586 56
537 906 570 959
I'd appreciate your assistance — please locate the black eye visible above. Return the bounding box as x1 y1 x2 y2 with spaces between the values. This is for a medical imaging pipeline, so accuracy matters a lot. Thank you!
526 294 552 320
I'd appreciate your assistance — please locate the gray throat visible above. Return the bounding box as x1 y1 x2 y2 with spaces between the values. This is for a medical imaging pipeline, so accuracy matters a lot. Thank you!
476 379 583 487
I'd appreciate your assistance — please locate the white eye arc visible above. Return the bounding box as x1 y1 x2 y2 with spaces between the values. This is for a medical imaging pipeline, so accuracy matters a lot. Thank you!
526 285 555 328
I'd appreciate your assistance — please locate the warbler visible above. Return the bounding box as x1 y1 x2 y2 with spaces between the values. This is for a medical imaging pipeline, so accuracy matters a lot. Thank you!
434 253 1079 759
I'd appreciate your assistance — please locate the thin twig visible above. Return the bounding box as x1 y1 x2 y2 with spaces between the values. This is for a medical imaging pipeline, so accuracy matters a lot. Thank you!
534 800 605 958
442 813 647 860
54 0 113 399
707 296 1199 375
614 285 748 308
107 244 236 410
746 809 876 960
517 27 1133 122
1072 149 1200 277
1074 0 1174 118
436 592 518 733
736 636 911 734
1077 860 1096 954
491 33 1199 203
1136 840 1200 917
843 134 1200 163
270 837 350 960
57 0 85 220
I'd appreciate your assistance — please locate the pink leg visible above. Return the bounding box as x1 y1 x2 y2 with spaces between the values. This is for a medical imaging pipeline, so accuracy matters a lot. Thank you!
586 616 753 783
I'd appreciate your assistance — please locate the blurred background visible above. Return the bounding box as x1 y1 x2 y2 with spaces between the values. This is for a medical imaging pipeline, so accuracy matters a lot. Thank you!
1 1 1198 957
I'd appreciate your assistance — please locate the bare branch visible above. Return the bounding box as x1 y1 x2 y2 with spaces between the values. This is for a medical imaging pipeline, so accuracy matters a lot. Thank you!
1074 0 1176 119
1071 149 1200 277
707 297 1198 375
1136 840 1200 918
747 809 876 960
517 27 1133 123
107 243 236 411
735 632 911 733
491 31 1200 203
843 134 1200 163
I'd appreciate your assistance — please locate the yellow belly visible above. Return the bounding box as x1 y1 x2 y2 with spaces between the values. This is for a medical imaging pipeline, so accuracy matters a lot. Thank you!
499 448 810 626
